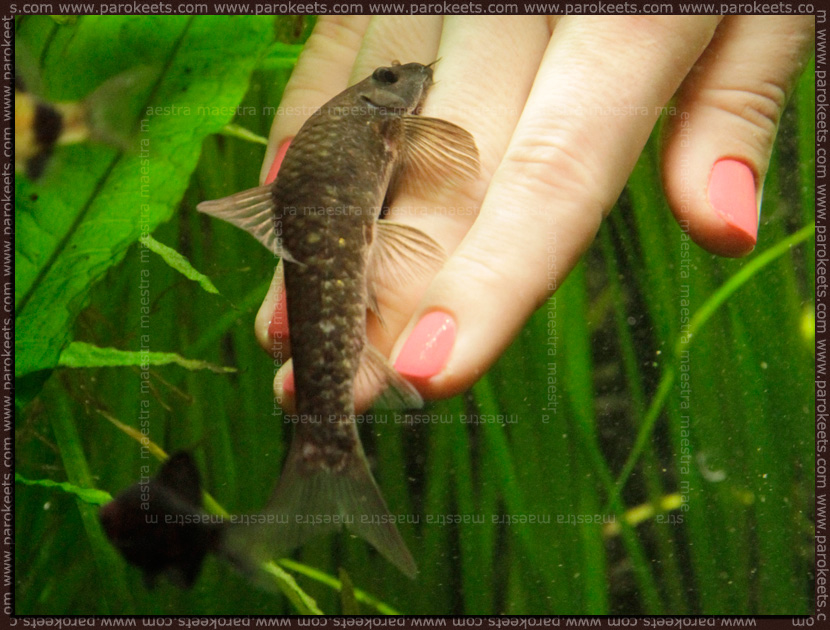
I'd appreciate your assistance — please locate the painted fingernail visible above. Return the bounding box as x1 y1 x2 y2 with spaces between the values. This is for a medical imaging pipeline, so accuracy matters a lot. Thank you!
708 159 758 244
395 311 456 380
268 287 289 341
283 370 295 396
265 137 292 185
275 369 296 415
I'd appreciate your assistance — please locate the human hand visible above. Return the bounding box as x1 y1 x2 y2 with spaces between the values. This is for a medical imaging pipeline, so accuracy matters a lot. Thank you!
253 15 815 411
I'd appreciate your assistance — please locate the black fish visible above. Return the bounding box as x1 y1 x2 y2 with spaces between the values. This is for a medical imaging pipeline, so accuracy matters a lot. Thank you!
99 452 224 588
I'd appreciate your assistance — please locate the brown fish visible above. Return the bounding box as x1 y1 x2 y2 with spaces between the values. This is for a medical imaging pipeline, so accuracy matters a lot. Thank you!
198 62 479 578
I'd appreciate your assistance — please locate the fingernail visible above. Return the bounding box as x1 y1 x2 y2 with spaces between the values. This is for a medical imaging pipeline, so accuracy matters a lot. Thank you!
395 311 456 380
283 370 295 396
268 287 289 340
708 159 758 244
265 137 292 185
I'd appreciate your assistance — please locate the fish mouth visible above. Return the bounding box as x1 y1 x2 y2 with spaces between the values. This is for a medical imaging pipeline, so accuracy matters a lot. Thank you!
411 60 437 115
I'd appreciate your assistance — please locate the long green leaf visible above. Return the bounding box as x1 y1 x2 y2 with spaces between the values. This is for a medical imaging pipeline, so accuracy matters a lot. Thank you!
58 340 235 373
15 16 273 378
139 235 220 295
15 473 113 506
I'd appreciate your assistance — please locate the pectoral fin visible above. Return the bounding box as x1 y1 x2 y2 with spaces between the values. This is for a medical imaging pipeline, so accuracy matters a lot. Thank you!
393 115 480 198
197 186 299 263
366 221 445 325
355 343 423 410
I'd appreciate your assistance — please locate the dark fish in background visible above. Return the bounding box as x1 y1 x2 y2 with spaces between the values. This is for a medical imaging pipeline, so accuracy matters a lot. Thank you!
99 452 225 589
14 67 153 178
197 62 479 578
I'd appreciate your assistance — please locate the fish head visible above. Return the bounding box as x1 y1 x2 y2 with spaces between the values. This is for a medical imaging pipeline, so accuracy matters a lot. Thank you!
99 482 178 586
99 483 150 555
357 62 434 114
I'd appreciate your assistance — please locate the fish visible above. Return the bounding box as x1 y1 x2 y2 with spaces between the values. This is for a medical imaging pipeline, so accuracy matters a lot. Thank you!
99 452 226 589
15 76 94 178
14 67 153 178
197 61 480 578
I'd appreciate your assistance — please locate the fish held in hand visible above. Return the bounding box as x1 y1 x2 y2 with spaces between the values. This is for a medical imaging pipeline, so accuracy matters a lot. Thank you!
198 61 479 578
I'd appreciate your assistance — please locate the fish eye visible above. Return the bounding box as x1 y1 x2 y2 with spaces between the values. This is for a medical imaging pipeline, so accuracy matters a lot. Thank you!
372 67 398 84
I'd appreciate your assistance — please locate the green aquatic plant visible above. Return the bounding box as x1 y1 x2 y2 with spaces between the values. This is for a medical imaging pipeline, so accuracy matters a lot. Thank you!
14 15 815 615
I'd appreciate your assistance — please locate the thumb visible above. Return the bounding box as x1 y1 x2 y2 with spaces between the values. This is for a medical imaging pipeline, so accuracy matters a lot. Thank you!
661 15 814 258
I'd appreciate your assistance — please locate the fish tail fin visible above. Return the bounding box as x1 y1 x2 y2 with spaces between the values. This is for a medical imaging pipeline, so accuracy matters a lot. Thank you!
82 65 158 149
224 435 417 579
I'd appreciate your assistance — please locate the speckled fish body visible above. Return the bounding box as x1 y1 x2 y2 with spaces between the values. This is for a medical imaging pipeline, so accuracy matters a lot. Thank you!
196 62 479 579
277 65 432 468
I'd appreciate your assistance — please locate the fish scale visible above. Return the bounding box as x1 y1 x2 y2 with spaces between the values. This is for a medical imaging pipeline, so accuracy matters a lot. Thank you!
274 78 396 468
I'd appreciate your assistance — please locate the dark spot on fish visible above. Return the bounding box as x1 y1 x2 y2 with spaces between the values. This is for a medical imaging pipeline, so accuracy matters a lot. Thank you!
26 151 53 179
34 103 64 146
29 194 39 202
372 67 398 85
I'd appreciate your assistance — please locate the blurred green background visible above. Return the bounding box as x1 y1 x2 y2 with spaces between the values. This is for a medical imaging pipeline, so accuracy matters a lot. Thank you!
14 15 816 614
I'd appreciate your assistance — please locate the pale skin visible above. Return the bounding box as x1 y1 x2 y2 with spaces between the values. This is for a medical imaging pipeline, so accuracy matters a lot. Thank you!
254 15 815 412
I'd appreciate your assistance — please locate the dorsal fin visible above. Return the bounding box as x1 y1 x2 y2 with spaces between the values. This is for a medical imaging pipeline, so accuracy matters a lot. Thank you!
154 452 202 507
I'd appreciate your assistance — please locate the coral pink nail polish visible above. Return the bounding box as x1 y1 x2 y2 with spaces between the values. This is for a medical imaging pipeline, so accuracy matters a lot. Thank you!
265 137 292 185
268 287 289 341
283 371 295 396
708 159 758 244
395 311 456 380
